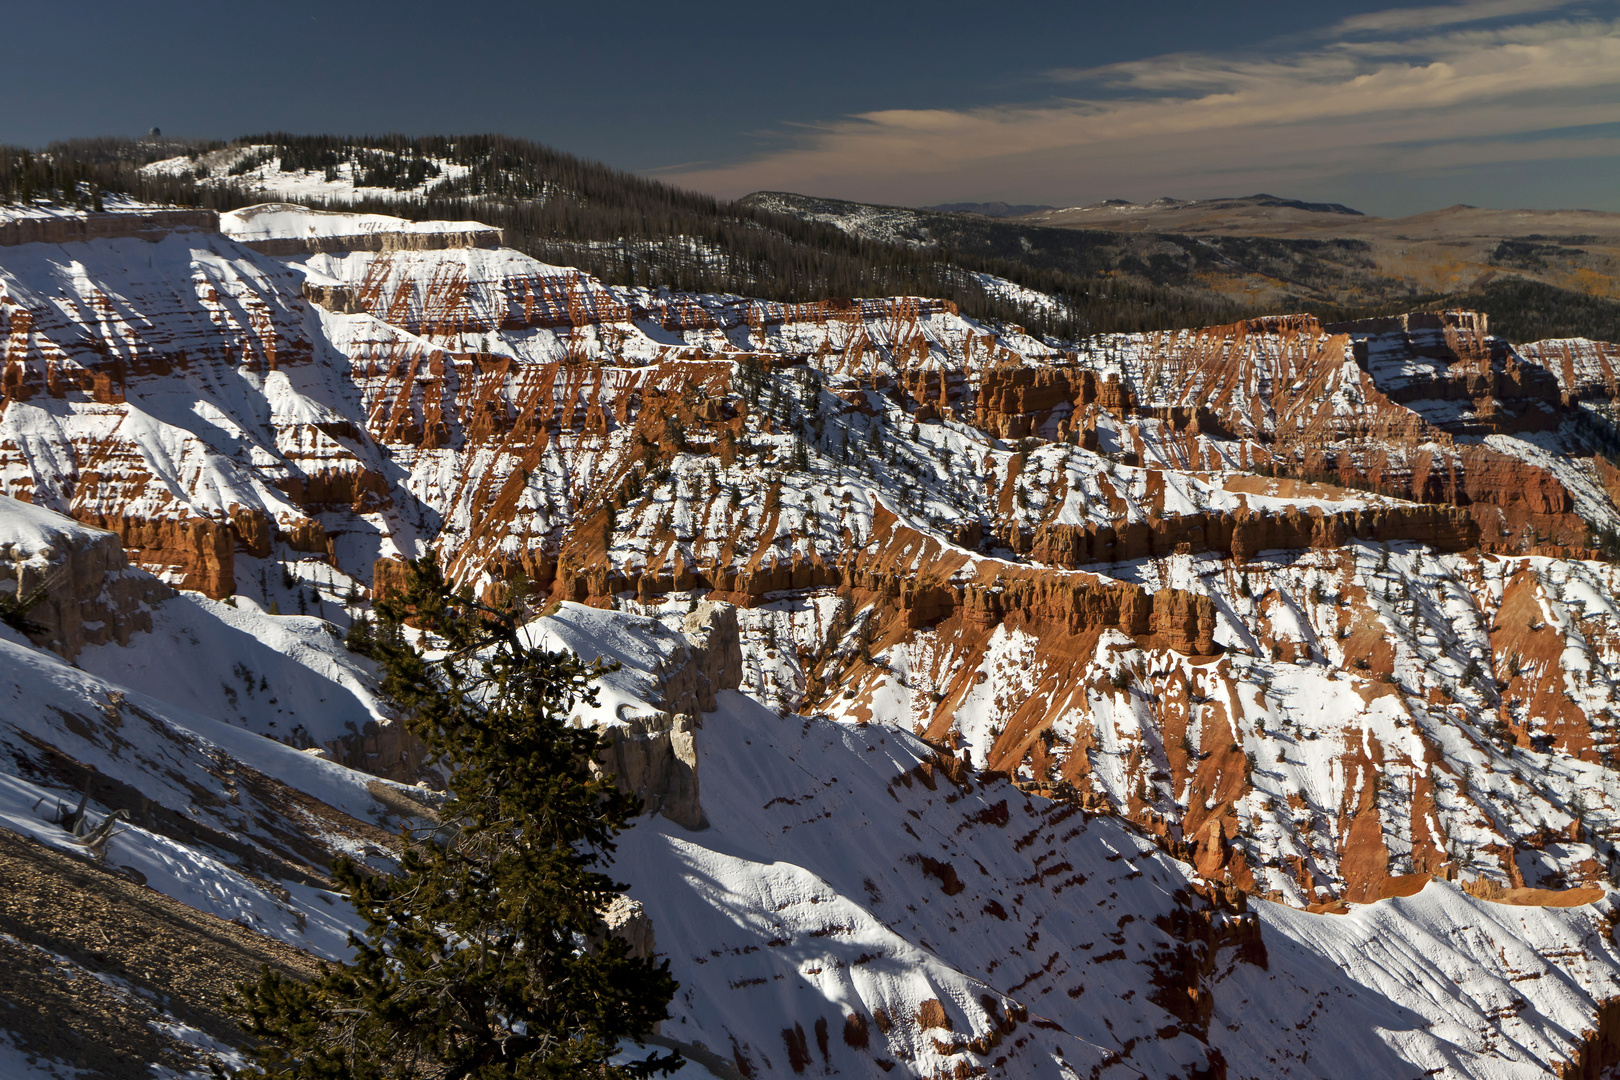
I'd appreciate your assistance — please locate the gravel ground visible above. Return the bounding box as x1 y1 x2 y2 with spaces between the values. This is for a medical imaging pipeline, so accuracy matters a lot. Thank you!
0 827 321 1078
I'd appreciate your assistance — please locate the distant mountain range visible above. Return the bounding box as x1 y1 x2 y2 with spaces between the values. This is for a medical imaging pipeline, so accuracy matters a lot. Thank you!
745 188 1620 342
928 193 1366 221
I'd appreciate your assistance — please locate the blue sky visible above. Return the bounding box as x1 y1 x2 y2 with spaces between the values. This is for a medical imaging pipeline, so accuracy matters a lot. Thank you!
1 0 1616 215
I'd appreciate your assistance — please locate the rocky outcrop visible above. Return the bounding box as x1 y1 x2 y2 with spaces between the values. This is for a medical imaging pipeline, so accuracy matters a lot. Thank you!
80 513 234 599
1032 504 1480 568
1329 311 1567 435
968 364 1227 442
1257 442 1589 548
595 711 707 830
1520 337 1620 401
372 556 411 600
240 228 503 257
0 496 171 659
221 203 503 256
670 602 744 714
590 602 743 832
1147 881 1267 1050
973 365 1096 440
324 720 433 784
1562 991 1620 1080
863 565 1218 655
601 895 655 960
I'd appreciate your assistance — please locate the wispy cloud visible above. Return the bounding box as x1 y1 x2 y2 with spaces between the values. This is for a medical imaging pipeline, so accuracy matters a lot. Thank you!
1330 0 1576 35
663 5 1620 209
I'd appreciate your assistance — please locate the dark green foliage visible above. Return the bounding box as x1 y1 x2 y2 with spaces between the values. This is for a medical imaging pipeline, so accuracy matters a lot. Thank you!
503 571 533 613
232 556 679 1079
342 614 374 656
1590 516 1620 561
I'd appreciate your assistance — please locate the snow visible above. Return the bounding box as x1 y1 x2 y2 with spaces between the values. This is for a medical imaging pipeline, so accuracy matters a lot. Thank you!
5 197 1620 1075
0 1031 86 1079
0 493 112 555
0 509 1617 1075
739 193 937 249
1225 881 1620 1077
607 673 1620 1079
0 193 176 226
0 624 391 958
221 203 495 242
971 271 1066 318
142 146 471 204
78 592 388 751
490 591 1620 1078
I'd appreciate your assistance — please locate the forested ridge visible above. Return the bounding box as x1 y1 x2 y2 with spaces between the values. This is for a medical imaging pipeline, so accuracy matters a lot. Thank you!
2 133 1615 342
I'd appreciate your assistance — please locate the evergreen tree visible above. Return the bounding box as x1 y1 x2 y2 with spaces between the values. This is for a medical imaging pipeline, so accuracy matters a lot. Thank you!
231 555 679 1079
342 613 373 655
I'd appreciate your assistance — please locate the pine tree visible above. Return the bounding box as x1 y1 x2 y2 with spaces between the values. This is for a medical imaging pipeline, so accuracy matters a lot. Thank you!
342 613 373 655
231 556 679 1079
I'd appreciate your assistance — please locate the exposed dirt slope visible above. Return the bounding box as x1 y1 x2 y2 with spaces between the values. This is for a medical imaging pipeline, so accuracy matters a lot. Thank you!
0 828 317 1078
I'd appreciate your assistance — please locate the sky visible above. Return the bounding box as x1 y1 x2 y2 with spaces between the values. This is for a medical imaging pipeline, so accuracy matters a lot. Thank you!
0 0 1616 216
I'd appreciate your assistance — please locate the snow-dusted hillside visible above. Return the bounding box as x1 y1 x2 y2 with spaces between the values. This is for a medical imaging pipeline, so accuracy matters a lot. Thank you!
5 205 1620 1076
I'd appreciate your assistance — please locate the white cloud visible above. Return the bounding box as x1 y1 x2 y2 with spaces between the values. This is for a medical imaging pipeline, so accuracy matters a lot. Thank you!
664 10 1620 208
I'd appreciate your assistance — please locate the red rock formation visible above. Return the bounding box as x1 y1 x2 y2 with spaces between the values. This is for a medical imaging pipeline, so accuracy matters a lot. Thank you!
1561 994 1620 1080
1031 504 1480 568
236 226 504 257
1520 337 1620 401
12 215 1620 928
973 365 1095 439
373 556 410 601
78 513 234 599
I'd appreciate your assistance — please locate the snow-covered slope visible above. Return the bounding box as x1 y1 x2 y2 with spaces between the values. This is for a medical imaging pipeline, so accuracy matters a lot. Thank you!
143 146 471 203
0 500 411 962
552 601 1620 1080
